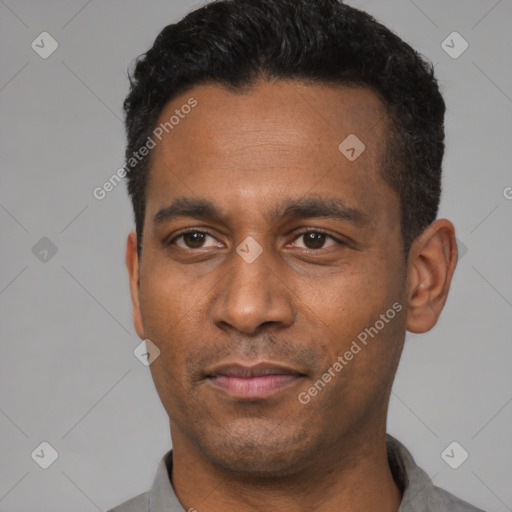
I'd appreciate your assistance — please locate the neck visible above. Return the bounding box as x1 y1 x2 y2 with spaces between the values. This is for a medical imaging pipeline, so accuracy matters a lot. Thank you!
170 425 402 512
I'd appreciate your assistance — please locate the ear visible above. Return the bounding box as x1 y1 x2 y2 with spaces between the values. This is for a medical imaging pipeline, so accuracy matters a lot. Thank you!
405 219 458 334
126 231 145 339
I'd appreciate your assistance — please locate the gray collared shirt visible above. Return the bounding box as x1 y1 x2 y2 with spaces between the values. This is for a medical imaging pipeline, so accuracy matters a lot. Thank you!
107 435 485 511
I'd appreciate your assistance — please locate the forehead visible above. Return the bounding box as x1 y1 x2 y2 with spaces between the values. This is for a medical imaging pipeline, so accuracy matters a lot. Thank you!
145 80 395 226
154 80 386 161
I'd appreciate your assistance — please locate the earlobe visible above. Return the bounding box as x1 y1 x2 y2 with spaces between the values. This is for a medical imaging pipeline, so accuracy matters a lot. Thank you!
126 231 145 339
405 219 458 334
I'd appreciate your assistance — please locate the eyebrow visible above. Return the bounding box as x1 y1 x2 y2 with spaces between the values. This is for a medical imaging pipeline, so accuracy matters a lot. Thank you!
153 196 369 227
274 196 369 226
154 198 218 226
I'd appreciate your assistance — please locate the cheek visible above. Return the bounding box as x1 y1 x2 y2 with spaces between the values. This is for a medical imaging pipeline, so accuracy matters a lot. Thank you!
302 264 391 328
138 255 198 331
137 271 185 375
138 266 212 375
299 257 405 371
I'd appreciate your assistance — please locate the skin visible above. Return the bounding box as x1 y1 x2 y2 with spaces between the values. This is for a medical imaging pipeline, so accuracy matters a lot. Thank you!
126 80 458 512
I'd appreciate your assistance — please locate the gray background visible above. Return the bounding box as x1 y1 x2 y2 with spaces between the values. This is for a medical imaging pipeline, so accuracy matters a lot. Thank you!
0 0 511 510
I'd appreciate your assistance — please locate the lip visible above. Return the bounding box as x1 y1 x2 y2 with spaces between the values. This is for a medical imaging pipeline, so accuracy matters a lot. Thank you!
206 362 306 399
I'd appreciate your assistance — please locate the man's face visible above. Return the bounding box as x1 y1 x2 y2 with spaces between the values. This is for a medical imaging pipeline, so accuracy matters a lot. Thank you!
129 81 409 475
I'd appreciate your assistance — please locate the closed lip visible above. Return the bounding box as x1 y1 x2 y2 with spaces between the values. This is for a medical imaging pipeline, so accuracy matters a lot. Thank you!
205 361 306 399
205 361 306 379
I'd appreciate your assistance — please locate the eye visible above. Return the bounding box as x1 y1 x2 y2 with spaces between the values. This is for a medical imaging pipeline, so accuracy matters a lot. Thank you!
171 230 221 249
291 231 341 250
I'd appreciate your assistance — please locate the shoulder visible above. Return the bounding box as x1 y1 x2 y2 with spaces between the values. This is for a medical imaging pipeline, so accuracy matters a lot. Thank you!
387 435 486 512
106 491 149 512
429 485 486 512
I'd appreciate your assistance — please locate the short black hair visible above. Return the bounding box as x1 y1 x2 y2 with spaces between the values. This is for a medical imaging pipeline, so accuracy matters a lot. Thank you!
123 0 445 256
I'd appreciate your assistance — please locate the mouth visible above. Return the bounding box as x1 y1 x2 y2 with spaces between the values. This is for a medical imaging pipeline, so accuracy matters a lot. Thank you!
205 362 306 399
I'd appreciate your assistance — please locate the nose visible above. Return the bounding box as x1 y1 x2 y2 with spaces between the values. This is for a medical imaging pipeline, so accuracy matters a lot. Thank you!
211 245 294 335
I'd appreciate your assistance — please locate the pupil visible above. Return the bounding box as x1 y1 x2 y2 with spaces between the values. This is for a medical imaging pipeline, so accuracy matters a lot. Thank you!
305 232 325 249
185 232 205 248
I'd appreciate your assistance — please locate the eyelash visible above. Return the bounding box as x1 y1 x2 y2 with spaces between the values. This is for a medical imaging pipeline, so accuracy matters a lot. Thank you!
168 228 345 250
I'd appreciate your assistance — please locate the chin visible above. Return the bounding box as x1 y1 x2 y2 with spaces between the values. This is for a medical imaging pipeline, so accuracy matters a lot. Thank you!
194 417 316 476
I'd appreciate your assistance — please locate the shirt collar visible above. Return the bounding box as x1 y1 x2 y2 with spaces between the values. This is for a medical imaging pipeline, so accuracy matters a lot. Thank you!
386 434 438 511
148 451 184 512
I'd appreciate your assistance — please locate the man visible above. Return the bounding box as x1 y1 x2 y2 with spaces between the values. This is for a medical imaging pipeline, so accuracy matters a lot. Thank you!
110 0 484 510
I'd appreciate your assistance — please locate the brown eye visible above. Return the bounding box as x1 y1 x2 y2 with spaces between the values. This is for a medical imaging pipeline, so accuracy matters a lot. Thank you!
304 232 326 249
172 231 220 249
183 232 206 248
292 231 339 250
